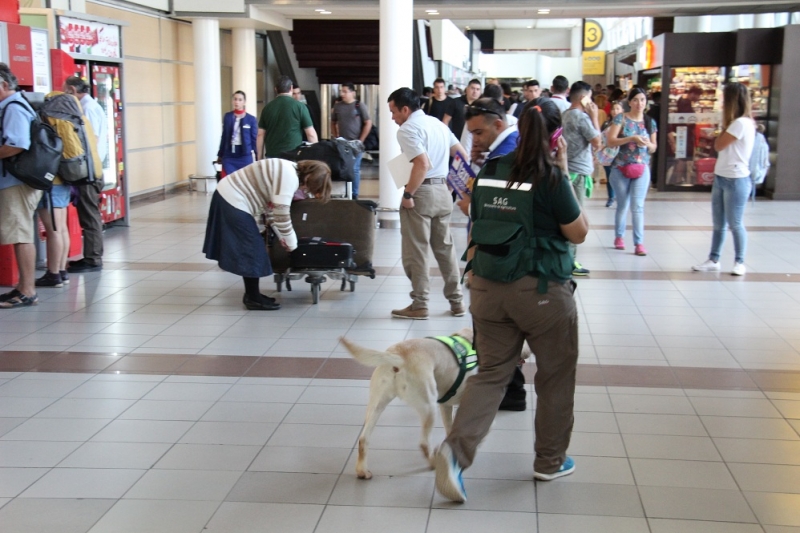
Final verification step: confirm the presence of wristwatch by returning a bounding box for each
[403,190,414,200]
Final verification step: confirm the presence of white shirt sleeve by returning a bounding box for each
[726,117,746,140]
[397,126,425,162]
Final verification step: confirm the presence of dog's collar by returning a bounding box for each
[430,335,478,404]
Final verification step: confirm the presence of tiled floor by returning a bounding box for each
[0,179,799,532]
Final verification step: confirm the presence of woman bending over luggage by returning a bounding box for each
[434,99,589,503]
[203,159,332,310]
[216,91,258,176]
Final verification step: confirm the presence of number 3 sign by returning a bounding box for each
[583,20,604,51]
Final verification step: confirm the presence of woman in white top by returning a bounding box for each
[203,159,332,310]
[692,83,755,276]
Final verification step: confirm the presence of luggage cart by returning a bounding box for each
[268,199,377,304]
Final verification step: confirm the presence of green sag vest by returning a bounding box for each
[468,153,573,293]
[430,335,478,404]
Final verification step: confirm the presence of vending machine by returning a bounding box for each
[58,15,127,226]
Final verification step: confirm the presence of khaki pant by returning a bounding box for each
[569,174,586,264]
[445,274,578,474]
[0,184,42,245]
[76,180,104,266]
[399,182,462,309]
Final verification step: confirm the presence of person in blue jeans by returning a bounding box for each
[601,101,624,207]
[692,83,755,276]
[605,88,657,256]
[331,83,373,199]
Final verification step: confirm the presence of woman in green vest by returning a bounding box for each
[434,100,589,503]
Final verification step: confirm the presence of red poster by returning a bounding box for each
[6,23,32,87]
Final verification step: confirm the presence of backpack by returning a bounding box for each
[40,92,102,183]
[749,131,770,185]
[595,128,619,166]
[279,139,356,182]
[0,95,62,191]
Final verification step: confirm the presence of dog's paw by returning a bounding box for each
[357,470,373,480]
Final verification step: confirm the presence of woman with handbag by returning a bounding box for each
[692,83,755,276]
[605,88,657,256]
[216,91,258,176]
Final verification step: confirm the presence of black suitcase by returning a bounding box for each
[290,237,355,269]
[279,139,355,182]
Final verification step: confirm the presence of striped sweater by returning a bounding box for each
[217,159,299,250]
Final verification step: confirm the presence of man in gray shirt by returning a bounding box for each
[331,82,372,199]
[562,81,601,276]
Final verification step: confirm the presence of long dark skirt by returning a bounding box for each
[202,191,273,278]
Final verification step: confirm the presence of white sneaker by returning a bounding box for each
[732,263,746,276]
[692,260,721,272]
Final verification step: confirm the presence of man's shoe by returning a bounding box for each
[35,271,63,288]
[614,237,625,250]
[450,302,466,317]
[605,198,615,208]
[59,270,70,284]
[498,396,527,411]
[243,293,281,311]
[67,260,102,273]
[534,456,576,481]
[692,259,721,272]
[732,262,746,276]
[572,262,590,276]
[434,442,467,503]
[391,305,429,320]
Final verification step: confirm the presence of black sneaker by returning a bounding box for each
[67,259,103,273]
[572,262,590,276]
[498,394,527,411]
[243,293,281,311]
[35,271,64,288]
[59,270,70,284]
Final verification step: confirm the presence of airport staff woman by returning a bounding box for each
[217,90,258,176]
[434,100,589,503]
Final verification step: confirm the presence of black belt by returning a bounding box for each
[421,178,446,185]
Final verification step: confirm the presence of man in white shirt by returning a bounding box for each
[63,76,106,272]
[388,87,466,320]
[550,75,570,114]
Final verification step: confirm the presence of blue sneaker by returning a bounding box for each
[533,456,576,481]
[434,442,467,503]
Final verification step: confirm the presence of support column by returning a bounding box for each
[193,18,222,181]
[378,0,413,227]
[754,14,775,28]
[695,16,713,33]
[232,28,257,115]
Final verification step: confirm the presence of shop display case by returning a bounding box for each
[664,66,726,187]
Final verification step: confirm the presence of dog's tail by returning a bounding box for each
[339,337,405,368]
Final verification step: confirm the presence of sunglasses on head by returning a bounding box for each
[465,104,503,119]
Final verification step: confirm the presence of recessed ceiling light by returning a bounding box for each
[526,25,532,28]
[538,9,550,14]
[425,9,438,13]
[465,26,471,30]
[320,10,332,14]
[315,8,325,11]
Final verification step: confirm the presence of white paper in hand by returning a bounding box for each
[388,154,413,188]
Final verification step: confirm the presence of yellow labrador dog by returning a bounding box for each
[341,328,530,480]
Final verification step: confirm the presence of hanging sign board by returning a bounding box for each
[58,16,120,59]
[582,51,606,75]
[583,19,604,51]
